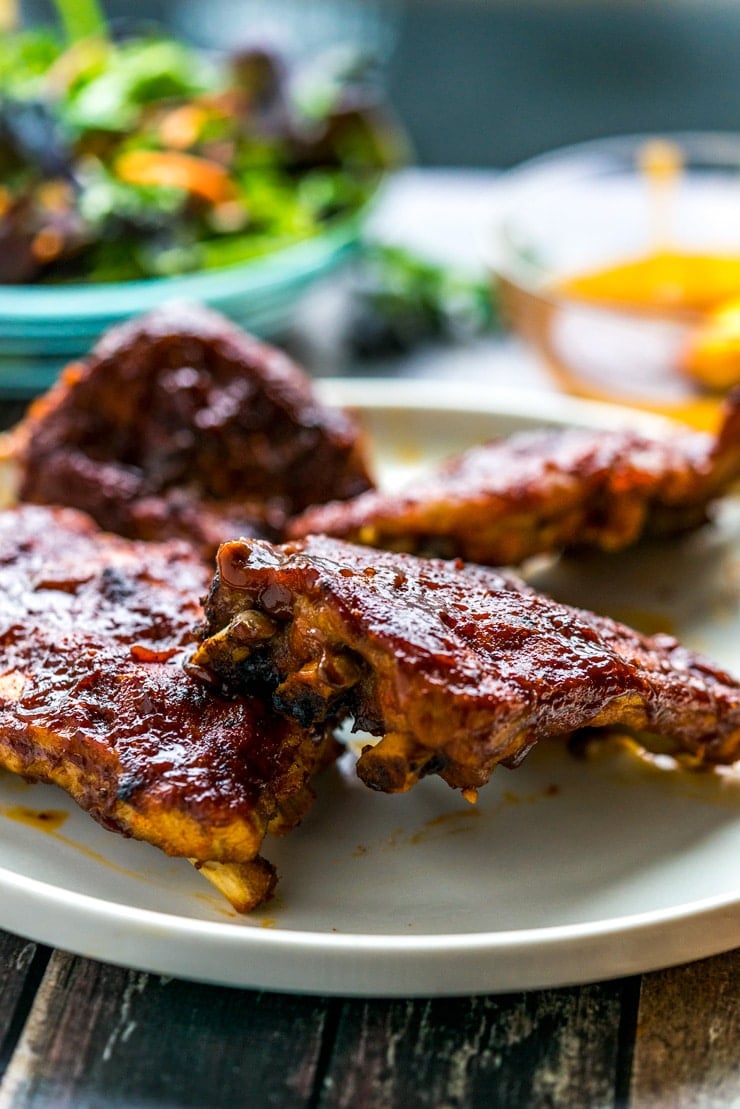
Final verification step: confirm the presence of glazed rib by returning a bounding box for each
[192,535,740,794]
[289,392,740,566]
[0,506,338,910]
[13,304,373,557]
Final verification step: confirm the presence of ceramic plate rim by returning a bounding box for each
[0,382,737,996]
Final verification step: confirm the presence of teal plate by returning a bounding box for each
[0,212,364,397]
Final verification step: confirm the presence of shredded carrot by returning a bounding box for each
[114,150,237,205]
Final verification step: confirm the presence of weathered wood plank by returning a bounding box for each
[0,931,50,1078]
[0,951,335,1108]
[630,948,740,1109]
[318,982,632,1109]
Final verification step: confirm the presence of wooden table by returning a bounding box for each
[0,172,738,1107]
[0,936,736,1107]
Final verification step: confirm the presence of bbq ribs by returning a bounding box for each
[0,506,338,909]
[12,304,373,557]
[289,392,740,566]
[192,535,740,794]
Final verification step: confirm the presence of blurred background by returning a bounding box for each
[10,0,740,423]
[19,0,740,167]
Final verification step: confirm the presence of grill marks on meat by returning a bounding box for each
[192,535,740,794]
[0,506,338,910]
[14,304,374,557]
[289,392,740,566]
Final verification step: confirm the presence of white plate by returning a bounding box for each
[0,382,738,996]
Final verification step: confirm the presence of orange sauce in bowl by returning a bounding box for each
[554,250,740,407]
[557,251,740,318]
[512,139,740,428]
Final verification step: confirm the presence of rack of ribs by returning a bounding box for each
[192,534,740,795]
[11,304,374,557]
[288,391,740,566]
[0,506,338,910]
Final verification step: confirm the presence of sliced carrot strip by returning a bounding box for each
[115,150,237,205]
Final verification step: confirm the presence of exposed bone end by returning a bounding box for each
[192,855,277,912]
[355,732,445,794]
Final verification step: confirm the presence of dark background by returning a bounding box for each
[19,0,740,167]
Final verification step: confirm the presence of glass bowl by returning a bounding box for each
[0,210,365,398]
[491,132,740,429]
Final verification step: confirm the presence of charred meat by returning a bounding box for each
[14,305,374,557]
[0,506,338,909]
[193,535,740,794]
[289,392,740,566]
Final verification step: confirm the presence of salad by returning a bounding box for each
[0,1,404,284]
